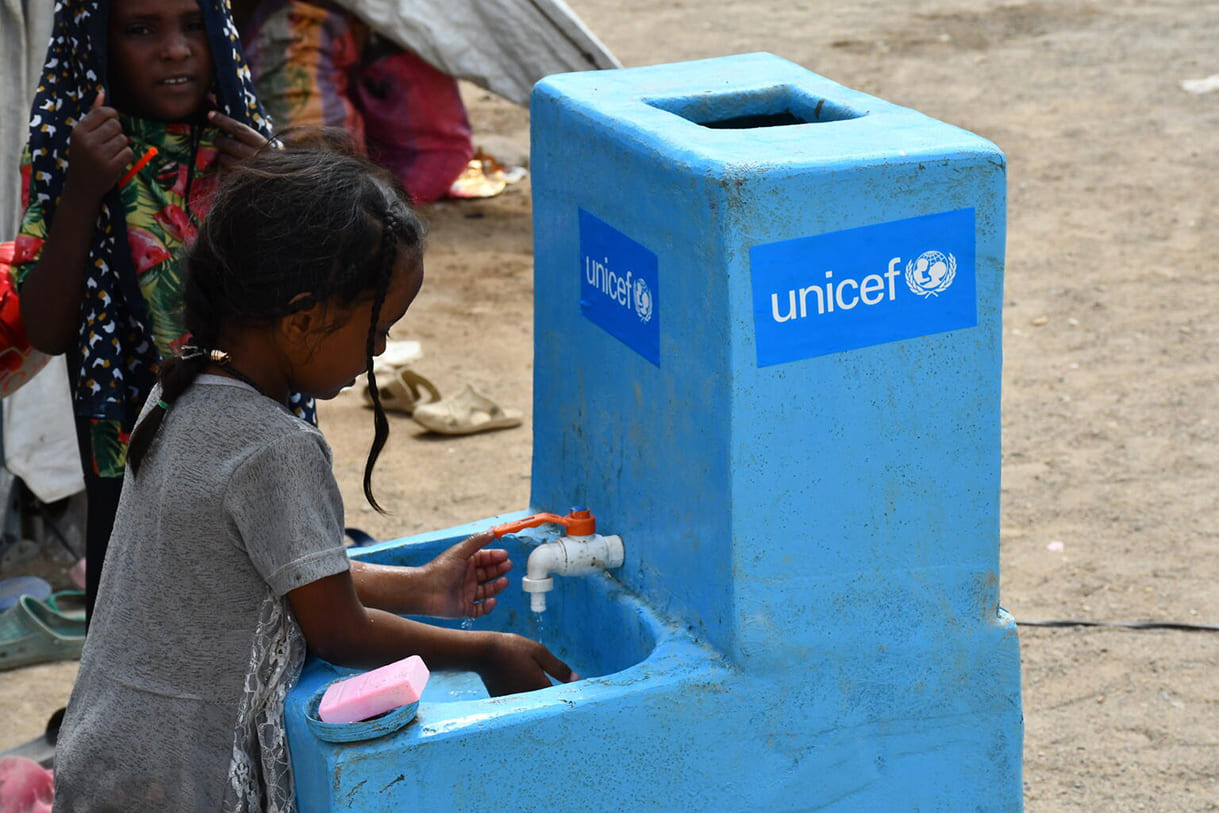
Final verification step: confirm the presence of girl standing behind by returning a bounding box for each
[52,145,575,811]
[13,0,289,622]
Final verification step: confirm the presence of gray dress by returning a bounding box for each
[53,376,351,812]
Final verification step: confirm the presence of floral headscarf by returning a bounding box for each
[24,0,272,423]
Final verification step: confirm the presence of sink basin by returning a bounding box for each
[284,516,730,812]
[300,529,659,720]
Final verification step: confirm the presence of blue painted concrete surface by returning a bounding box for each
[286,53,1022,811]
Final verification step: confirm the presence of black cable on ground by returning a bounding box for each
[1018,619,1219,632]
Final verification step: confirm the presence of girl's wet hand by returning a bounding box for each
[208,110,276,170]
[421,531,512,619]
[65,91,133,201]
[478,633,578,697]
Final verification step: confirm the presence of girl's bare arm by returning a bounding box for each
[288,569,576,697]
[349,532,512,618]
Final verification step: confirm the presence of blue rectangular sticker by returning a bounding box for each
[579,209,659,365]
[750,208,977,366]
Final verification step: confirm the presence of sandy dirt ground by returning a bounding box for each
[3,1,1217,810]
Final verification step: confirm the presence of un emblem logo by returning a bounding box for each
[633,278,653,323]
[905,250,957,297]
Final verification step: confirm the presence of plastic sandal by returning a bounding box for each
[447,158,508,199]
[371,339,422,376]
[0,595,86,671]
[45,590,86,621]
[363,366,441,416]
[0,577,51,613]
[476,149,528,185]
[447,149,528,199]
[411,384,523,436]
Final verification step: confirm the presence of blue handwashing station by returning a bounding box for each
[285,53,1024,811]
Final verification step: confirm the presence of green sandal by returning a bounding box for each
[45,590,87,621]
[0,595,86,671]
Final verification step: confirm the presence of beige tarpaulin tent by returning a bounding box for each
[1,0,53,238]
[333,0,620,106]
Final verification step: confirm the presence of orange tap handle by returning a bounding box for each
[491,508,596,538]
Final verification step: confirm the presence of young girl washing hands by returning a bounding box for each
[51,145,576,812]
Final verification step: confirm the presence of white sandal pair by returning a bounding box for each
[362,342,521,435]
[410,384,522,435]
[363,365,442,416]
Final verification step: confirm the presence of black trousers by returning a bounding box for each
[74,418,124,627]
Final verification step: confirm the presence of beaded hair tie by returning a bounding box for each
[179,345,230,364]
[180,345,269,397]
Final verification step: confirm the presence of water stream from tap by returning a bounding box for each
[529,611,546,644]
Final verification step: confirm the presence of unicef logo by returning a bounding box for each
[905,250,957,298]
[632,277,654,323]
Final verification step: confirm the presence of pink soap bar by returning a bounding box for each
[318,655,430,723]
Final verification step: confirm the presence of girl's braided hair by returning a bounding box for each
[127,138,424,512]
